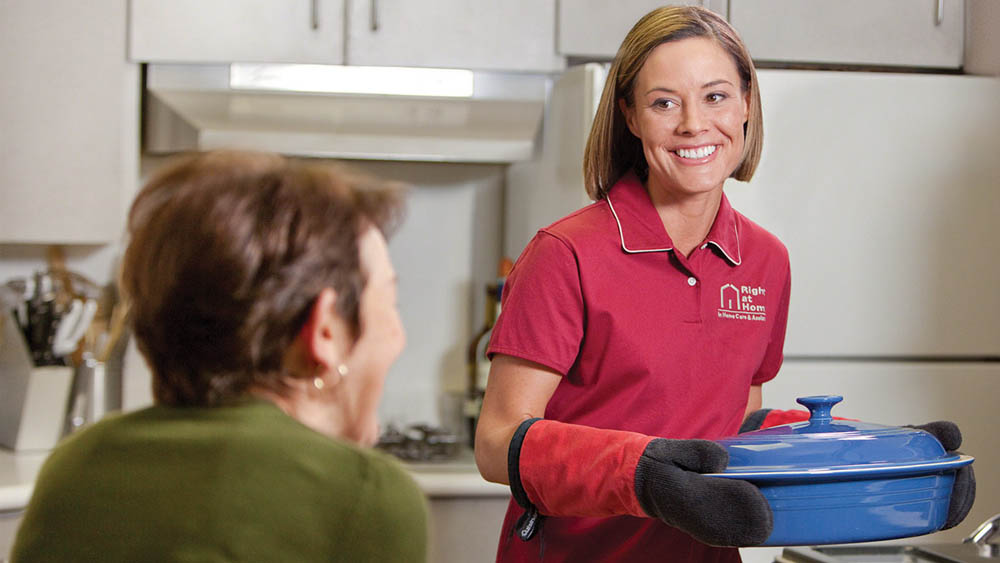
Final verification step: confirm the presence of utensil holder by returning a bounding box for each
[1,310,74,451]
[64,357,121,435]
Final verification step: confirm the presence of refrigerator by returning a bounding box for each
[505,65,1000,556]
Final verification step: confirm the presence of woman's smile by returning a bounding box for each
[673,143,719,162]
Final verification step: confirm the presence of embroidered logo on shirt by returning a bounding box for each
[718,283,767,322]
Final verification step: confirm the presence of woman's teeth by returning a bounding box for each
[676,145,717,159]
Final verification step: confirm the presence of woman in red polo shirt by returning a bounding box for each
[474,6,781,562]
[474,5,975,563]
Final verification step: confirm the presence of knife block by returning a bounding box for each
[0,309,74,451]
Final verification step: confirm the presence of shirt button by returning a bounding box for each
[687,276,697,286]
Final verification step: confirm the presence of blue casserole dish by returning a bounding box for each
[710,395,974,546]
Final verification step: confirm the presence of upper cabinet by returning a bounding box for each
[1,0,139,244]
[558,1,727,59]
[129,0,346,64]
[558,0,965,70]
[129,0,564,72]
[729,0,964,69]
[346,0,563,72]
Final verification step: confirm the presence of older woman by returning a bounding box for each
[12,151,427,562]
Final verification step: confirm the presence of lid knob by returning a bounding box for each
[796,395,843,424]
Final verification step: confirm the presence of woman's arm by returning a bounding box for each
[475,355,773,546]
[744,384,762,421]
[474,354,562,484]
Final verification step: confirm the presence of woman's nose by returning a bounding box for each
[677,104,707,135]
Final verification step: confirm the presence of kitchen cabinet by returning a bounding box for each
[128,0,346,64]
[346,0,563,72]
[427,496,510,563]
[557,0,728,59]
[0,0,139,243]
[129,0,563,72]
[729,0,964,69]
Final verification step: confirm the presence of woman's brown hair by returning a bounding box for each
[121,151,404,407]
[583,5,764,200]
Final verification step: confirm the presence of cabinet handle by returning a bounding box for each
[370,0,379,32]
[311,0,319,30]
[935,0,944,26]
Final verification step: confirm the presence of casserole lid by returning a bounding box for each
[710,396,974,481]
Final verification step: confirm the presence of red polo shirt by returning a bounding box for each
[487,172,791,563]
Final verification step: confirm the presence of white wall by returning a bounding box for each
[352,160,505,432]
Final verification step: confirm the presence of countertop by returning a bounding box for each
[0,449,46,513]
[402,448,511,498]
[0,446,507,512]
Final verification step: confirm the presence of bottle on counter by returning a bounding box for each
[465,257,513,448]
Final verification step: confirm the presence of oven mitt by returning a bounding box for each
[907,421,976,530]
[508,418,773,547]
[739,408,853,433]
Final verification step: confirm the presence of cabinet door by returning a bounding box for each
[129,0,345,64]
[729,0,964,68]
[0,0,138,243]
[558,0,727,59]
[346,0,564,72]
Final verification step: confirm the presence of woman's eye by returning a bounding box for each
[707,92,728,103]
[652,99,676,109]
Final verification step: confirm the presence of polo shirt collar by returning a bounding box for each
[605,171,742,266]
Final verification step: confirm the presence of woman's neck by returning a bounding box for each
[645,179,723,258]
[250,386,353,442]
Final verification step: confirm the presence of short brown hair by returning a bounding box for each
[121,150,405,407]
[583,5,763,200]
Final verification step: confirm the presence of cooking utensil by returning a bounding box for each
[51,298,98,357]
[710,395,974,546]
[5,269,102,366]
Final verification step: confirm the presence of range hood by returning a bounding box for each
[144,64,548,163]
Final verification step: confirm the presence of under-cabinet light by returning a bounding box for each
[229,63,474,98]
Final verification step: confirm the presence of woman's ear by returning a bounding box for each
[298,288,347,372]
[619,97,639,137]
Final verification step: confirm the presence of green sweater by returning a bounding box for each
[11,399,428,562]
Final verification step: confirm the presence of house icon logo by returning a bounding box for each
[720,283,741,310]
[718,283,767,322]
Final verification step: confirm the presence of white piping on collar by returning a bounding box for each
[608,192,743,264]
[607,194,672,254]
[705,222,742,266]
